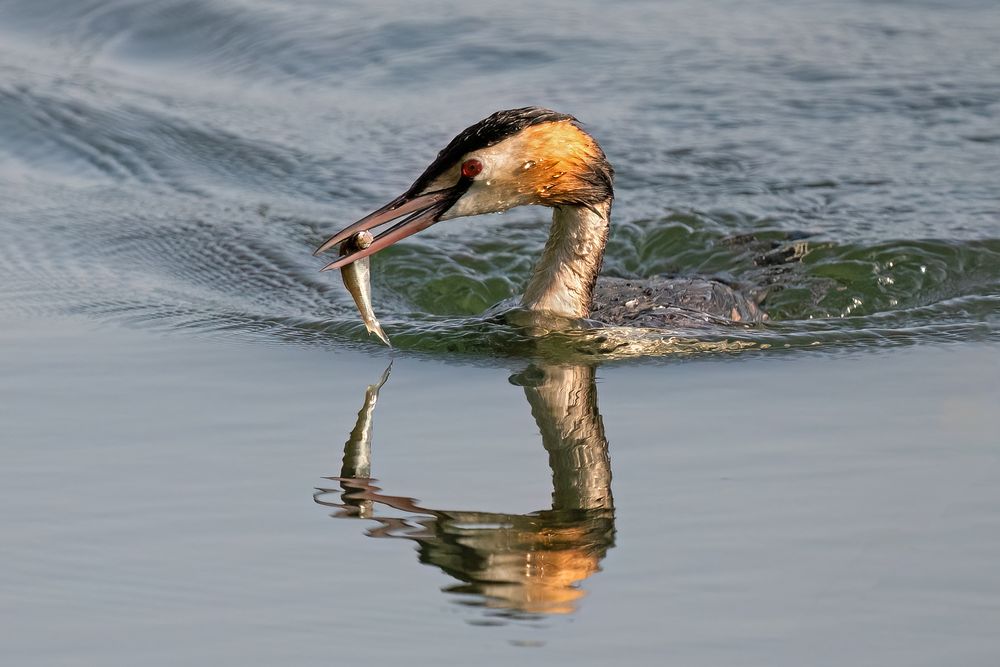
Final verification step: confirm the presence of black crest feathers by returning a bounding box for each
[406,107,576,196]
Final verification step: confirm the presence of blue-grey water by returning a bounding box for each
[2,1,999,664]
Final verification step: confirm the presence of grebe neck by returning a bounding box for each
[520,200,611,319]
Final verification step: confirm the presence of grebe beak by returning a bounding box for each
[313,185,464,272]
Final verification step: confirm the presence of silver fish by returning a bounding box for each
[339,231,391,347]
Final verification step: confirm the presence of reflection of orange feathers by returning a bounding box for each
[475,547,603,615]
[454,520,608,615]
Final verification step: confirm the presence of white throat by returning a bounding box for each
[520,201,611,319]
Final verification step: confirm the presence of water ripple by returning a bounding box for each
[1,0,998,358]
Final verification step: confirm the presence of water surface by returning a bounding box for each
[1,0,998,353]
[3,320,999,665]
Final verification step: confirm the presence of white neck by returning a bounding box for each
[520,201,611,319]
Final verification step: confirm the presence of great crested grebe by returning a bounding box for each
[315,107,764,328]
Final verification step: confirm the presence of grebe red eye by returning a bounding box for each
[461,158,483,179]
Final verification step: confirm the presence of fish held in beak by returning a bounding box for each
[314,187,461,272]
[338,231,391,347]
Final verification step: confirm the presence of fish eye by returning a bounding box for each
[461,158,483,179]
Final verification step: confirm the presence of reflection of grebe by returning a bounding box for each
[314,363,615,617]
[315,107,764,329]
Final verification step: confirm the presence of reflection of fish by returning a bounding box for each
[339,231,391,346]
[337,363,391,520]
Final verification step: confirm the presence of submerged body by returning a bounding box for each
[339,231,391,346]
[316,107,765,331]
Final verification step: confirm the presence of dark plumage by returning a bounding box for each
[590,276,765,328]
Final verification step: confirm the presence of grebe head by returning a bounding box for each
[315,107,614,271]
